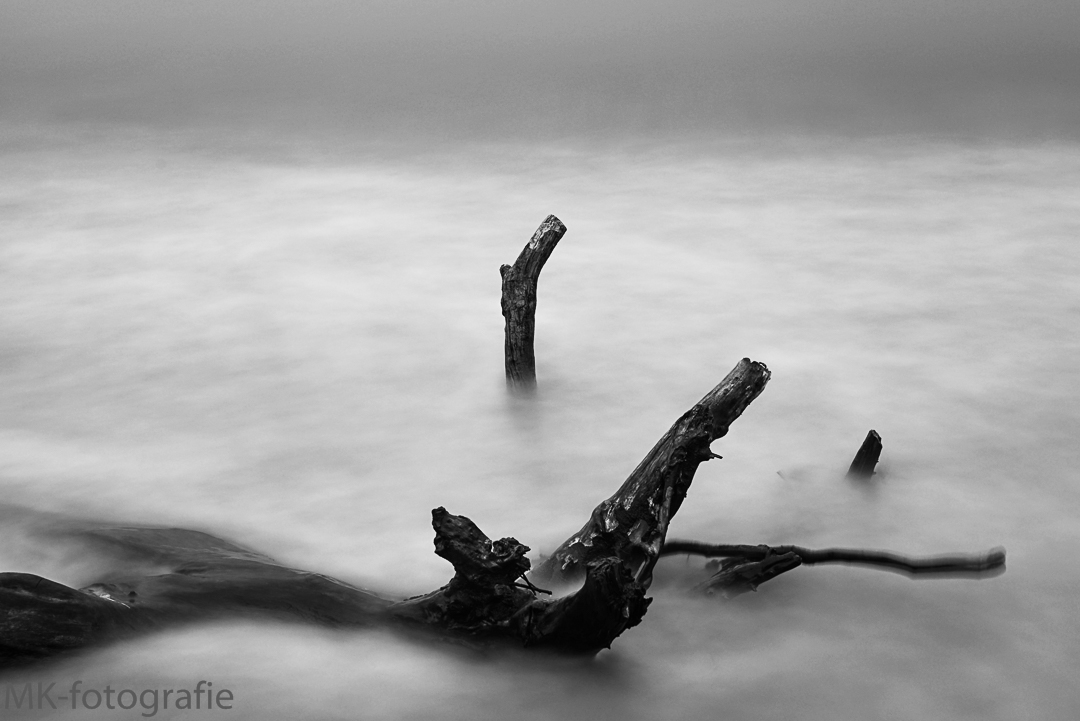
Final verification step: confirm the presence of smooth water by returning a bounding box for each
[1,126,1078,719]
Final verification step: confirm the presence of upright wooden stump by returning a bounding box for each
[500,215,567,392]
[847,429,883,478]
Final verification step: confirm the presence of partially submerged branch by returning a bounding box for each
[692,552,803,597]
[0,353,1008,667]
[388,508,540,638]
[661,540,1006,596]
[0,526,392,668]
[0,573,138,667]
[500,215,567,392]
[532,358,771,586]
[0,358,770,665]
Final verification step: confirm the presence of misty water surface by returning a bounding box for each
[1,126,1078,720]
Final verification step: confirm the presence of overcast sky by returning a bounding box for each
[2,0,1078,141]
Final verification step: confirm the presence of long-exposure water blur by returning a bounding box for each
[2,2,1079,719]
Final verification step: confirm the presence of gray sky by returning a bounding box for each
[2,0,1078,140]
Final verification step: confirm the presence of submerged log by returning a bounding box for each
[500,215,567,392]
[0,526,393,668]
[847,429,883,478]
[0,358,1007,668]
[0,358,769,666]
[694,552,803,598]
[0,573,139,668]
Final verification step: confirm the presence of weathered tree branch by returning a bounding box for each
[847,429,882,478]
[0,356,1008,667]
[0,526,393,668]
[531,358,771,586]
[0,359,770,666]
[500,215,567,392]
[387,507,651,652]
[660,540,1006,597]
[391,358,773,648]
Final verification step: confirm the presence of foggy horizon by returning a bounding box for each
[3,0,1079,142]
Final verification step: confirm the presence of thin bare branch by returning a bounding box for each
[661,540,1006,578]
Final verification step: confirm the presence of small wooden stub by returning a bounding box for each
[847,429,882,478]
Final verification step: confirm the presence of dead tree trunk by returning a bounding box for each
[500,215,567,392]
[847,429,882,478]
[0,359,1006,669]
[0,358,769,666]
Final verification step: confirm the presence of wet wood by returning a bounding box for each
[847,429,882,478]
[660,540,1006,597]
[693,552,803,598]
[0,526,392,668]
[500,215,567,392]
[390,508,651,653]
[0,358,770,666]
[0,358,1008,668]
[532,358,771,586]
[0,573,139,667]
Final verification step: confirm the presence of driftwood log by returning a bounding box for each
[500,215,567,391]
[0,358,765,666]
[0,359,1006,669]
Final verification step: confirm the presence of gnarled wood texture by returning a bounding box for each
[531,358,771,586]
[0,358,769,665]
[500,215,567,391]
[0,358,1007,667]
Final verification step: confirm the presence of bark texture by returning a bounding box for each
[500,215,567,391]
[389,508,650,652]
[0,358,770,666]
[531,358,771,586]
[0,358,1007,668]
